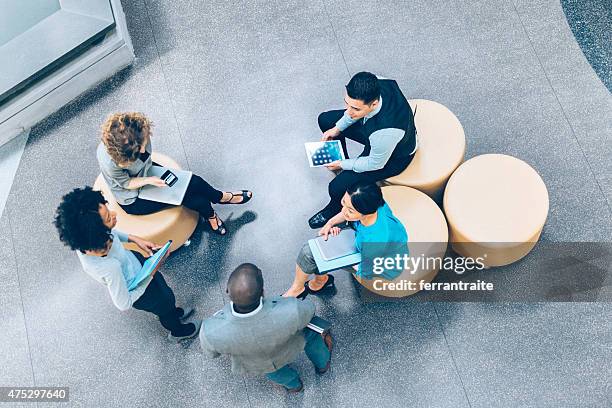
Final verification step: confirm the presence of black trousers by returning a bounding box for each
[318,110,414,216]
[120,164,224,218]
[131,251,193,337]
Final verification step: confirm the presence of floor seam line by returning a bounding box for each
[241,375,252,406]
[322,0,351,78]
[433,303,473,408]
[509,0,612,218]
[5,208,38,389]
[141,0,194,174]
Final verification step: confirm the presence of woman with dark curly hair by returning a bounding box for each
[54,186,200,342]
[97,112,252,235]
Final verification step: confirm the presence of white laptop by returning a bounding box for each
[138,166,193,205]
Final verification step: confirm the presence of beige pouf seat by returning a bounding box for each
[93,152,199,254]
[443,154,549,267]
[355,185,449,297]
[385,99,466,199]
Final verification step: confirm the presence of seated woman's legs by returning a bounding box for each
[284,243,330,297]
[181,174,252,234]
[120,174,220,217]
[122,173,252,235]
[121,197,171,215]
[182,174,223,217]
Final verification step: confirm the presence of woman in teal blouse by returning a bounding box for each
[283,181,408,298]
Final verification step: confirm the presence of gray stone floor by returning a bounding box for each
[1,0,611,407]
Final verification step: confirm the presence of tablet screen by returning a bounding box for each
[304,141,345,167]
[128,240,172,291]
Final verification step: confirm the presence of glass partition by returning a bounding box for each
[0,0,116,105]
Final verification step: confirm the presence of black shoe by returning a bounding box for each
[168,320,202,342]
[281,288,309,300]
[178,307,195,322]
[220,190,253,205]
[308,210,330,229]
[305,274,335,295]
[208,213,227,235]
[296,287,309,300]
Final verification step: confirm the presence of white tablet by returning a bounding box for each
[304,141,345,167]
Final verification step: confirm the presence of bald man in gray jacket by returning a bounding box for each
[200,263,332,392]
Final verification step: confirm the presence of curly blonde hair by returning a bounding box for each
[101,112,152,164]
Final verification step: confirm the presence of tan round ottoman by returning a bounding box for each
[93,152,199,255]
[443,154,549,267]
[354,185,449,297]
[385,99,466,199]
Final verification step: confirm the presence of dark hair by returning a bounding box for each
[345,72,380,104]
[54,187,111,252]
[227,263,264,307]
[346,181,384,215]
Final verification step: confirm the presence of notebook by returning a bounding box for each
[128,240,172,291]
[314,228,357,261]
[304,141,345,167]
[139,166,193,205]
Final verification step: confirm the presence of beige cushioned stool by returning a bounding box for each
[355,185,449,297]
[443,154,549,267]
[93,152,199,255]
[385,99,466,199]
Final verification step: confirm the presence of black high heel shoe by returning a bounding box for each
[220,190,253,204]
[305,274,335,295]
[207,213,227,235]
[296,288,309,300]
[281,287,309,300]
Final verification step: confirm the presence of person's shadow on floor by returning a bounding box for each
[183,209,257,278]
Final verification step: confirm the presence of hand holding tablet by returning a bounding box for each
[304,141,345,167]
[128,240,172,291]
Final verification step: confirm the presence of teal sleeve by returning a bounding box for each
[356,261,370,280]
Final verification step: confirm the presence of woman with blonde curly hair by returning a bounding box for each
[97,112,252,235]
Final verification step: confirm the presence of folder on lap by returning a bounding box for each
[308,236,361,274]
[314,228,357,261]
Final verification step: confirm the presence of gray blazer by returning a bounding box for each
[200,296,315,375]
[96,141,152,205]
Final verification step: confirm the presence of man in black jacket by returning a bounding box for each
[309,72,417,229]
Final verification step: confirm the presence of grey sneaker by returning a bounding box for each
[168,320,202,342]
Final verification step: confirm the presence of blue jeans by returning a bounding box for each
[265,329,330,389]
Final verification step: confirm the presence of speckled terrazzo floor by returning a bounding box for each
[0,0,610,407]
[561,0,612,92]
